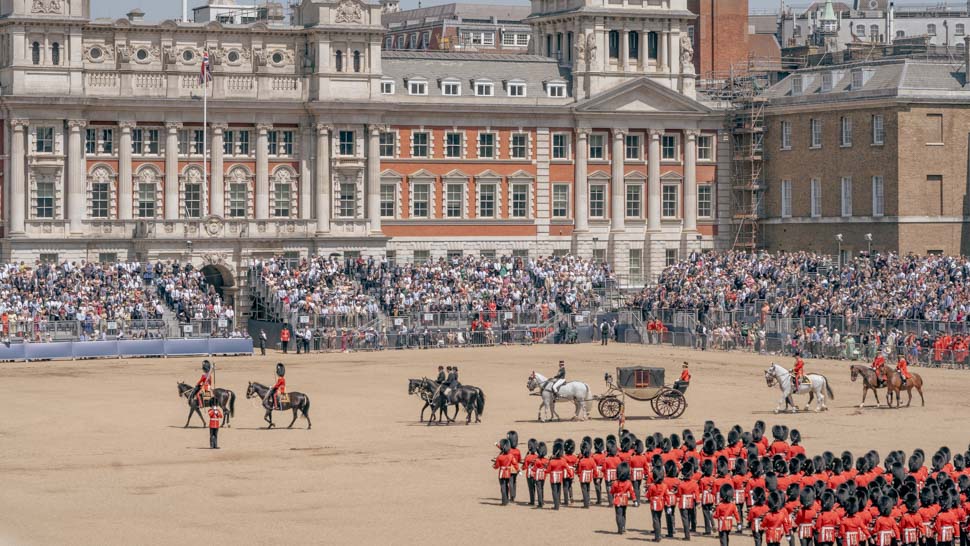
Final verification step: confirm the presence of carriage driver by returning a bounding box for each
[551,360,566,397]
[266,362,286,410]
[792,352,805,389]
[189,360,213,406]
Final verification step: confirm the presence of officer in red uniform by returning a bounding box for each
[678,461,700,540]
[896,357,912,386]
[715,484,741,546]
[815,490,842,546]
[576,438,597,508]
[189,360,213,406]
[648,468,669,542]
[207,404,223,449]
[871,352,887,384]
[493,438,518,505]
[267,362,286,410]
[506,431,521,502]
[748,487,770,546]
[533,442,549,509]
[611,462,636,534]
[762,491,793,546]
[769,425,790,459]
[562,438,578,506]
[676,362,692,392]
[792,353,806,390]
[523,439,538,506]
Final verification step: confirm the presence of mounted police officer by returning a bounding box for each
[266,362,286,410]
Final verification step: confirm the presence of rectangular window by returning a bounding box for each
[840,116,852,147]
[698,184,712,217]
[552,133,569,159]
[36,127,53,153]
[661,135,677,160]
[626,184,642,218]
[552,184,569,218]
[338,130,355,156]
[408,81,428,95]
[510,133,528,159]
[413,249,430,262]
[841,176,852,217]
[852,70,864,89]
[222,130,234,156]
[477,133,495,159]
[511,184,529,218]
[98,252,118,264]
[811,178,821,218]
[91,182,110,218]
[235,130,248,155]
[810,119,822,148]
[662,185,679,218]
[228,183,247,218]
[85,128,96,154]
[791,75,803,95]
[411,132,429,158]
[442,81,461,96]
[589,185,606,218]
[629,249,642,279]
[502,32,516,46]
[872,176,884,217]
[38,253,58,264]
[100,128,114,154]
[928,113,943,144]
[272,183,290,218]
[697,135,713,160]
[478,184,496,218]
[625,135,641,160]
[411,183,430,218]
[445,132,462,158]
[380,184,396,218]
[665,249,677,267]
[379,132,395,158]
[781,179,792,218]
[547,83,565,97]
[267,131,278,156]
[475,82,494,96]
[338,182,356,218]
[446,184,463,218]
[191,129,203,155]
[781,121,792,149]
[185,183,202,218]
[280,131,293,156]
[138,183,156,218]
[588,134,605,160]
[872,115,885,145]
[380,80,394,94]
[508,82,526,97]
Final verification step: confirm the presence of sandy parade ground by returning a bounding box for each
[0,343,964,546]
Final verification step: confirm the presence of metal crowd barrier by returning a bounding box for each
[0,338,253,362]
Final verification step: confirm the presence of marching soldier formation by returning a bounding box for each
[492,421,970,544]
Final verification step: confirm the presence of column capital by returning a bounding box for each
[210,122,229,132]
[67,119,87,131]
[165,121,183,132]
[118,120,137,131]
[369,125,383,137]
[576,128,589,139]
[256,122,274,133]
[684,128,701,140]
[648,128,664,139]
[10,118,29,130]
[316,122,333,135]
[613,129,627,140]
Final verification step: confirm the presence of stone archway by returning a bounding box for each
[201,264,234,300]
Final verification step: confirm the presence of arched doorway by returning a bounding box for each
[201,264,232,299]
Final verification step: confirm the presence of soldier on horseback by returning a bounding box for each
[792,352,806,390]
[871,350,887,385]
[436,365,446,383]
[189,360,213,407]
[266,362,287,410]
[896,356,912,386]
[550,360,566,397]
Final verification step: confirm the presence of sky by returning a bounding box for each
[90,0,940,21]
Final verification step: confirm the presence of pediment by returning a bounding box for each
[508,169,535,179]
[475,169,502,179]
[661,171,684,181]
[575,77,712,114]
[408,168,436,179]
[624,171,647,180]
[381,169,404,179]
[588,170,611,180]
[442,169,469,179]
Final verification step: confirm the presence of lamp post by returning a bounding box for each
[865,233,873,257]
[835,233,843,268]
[592,237,599,262]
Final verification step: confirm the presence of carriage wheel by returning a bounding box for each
[651,389,686,419]
[598,396,623,419]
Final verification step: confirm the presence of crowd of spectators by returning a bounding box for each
[153,261,232,327]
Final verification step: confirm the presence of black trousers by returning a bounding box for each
[259,340,266,355]
[535,480,545,507]
[652,509,664,541]
[665,506,676,537]
[616,505,628,534]
[680,508,693,540]
[606,480,614,504]
[499,478,511,505]
[580,482,591,508]
[509,473,517,502]
[209,428,218,448]
[688,506,698,532]
[753,531,764,546]
[702,504,715,535]
[527,477,536,505]
[594,478,603,504]
[720,531,732,546]
[563,478,572,505]
[799,536,814,546]
[551,482,562,510]
[282,340,288,353]
[633,480,643,504]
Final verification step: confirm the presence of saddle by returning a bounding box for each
[279,393,290,406]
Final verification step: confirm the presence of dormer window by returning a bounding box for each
[475,80,494,97]
[547,82,566,98]
[408,79,428,96]
[851,70,864,90]
[507,81,526,97]
[381,80,395,94]
[442,79,461,96]
[791,75,803,95]
[820,72,833,92]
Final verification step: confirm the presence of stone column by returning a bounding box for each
[315,123,331,233]
[67,119,86,233]
[210,123,227,218]
[670,30,681,74]
[611,129,626,231]
[299,124,312,220]
[620,28,629,70]
[367,125,381,233]
[574,129,589,232]
[647,129,662,231]
[9,119,28,235]
[684,129,699,232]
[658,30,667,70]
[164,122,181,220]
[255,123,272,220]
[118,121,134,220]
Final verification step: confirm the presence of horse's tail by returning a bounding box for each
[229,390,236,417]
[302,395,311,418]
[823,375,835,400]
[476,389,485,416]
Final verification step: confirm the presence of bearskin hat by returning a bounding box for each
[617,462,631,482]
[728,429,740,446]
[821,489,836,512]
[552,440,564,459]
[665,460,678,478]
[607,441,618,457]
[507,431,518,449]
[932,452,946,472]
[788,458,802,475]
[276,362,285,377]
[580,439,592,458]
[764,472,778,492]
[840,451,854,470]
[537,442,548,459]
[790,429,801,445]
[594,437,605,453]
[527,438,538,454]
[564,439,576,455]
[499,438,510,453]
[773,455,788,475]
[653,468,665,483]
[716,456,730,477]
[684,435,697,451]
[800,487,816,508]
[661,437,672,453]
[734,458,748,476]
[681,460,695,479]
[767,490,784,512]
[786,483,800,502]
[670,434,682,450]
[701,459,714,478]
[720,484,735,504]
[645,436,656,451]
[844,496,860,516]
[704,420,715,434]
[954,454,966,471]
[751,427,763,443]
[202,360,211,373]
[620,435,632,453]
[714,434,726,452]
[904,492,919,513]
[749,459,763,478]
[752,486,767,506]
[703,438,716,456]
[771,424,788,442]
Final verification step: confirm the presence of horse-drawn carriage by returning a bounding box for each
[595,366,688,419]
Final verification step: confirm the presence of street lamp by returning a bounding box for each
[835,233,843,268]
[865,233,873,257]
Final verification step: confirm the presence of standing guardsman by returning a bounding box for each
[207,403,223,449]
[493,438,518,506]
[577,438,597,509]
[611,462,636,535]
[267,362,286,410]
[506,431,521,502]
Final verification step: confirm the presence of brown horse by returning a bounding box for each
[849,364,887,408]
[883,369,925,408]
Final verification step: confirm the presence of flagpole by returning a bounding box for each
[203,51,208,218]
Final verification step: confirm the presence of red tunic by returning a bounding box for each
[678,478,699,509]
[577,456,597,484]
[769,440,791,458]
[563,454,578,479]
[899,511,924,544]
[840,514,869,546]
[523,453,538,479]
[715,502,741,532]
[748,504,770,532]
[273,376,286,394]
[629,454,648,482]
[896,359,912,380]
[872,354,885,371]
[663,476,681,507]
[680,369,691,382]
[611,480,636,507]
[872,516,900,546]
[197,372,212,390]
[493,453,518,479]
[816,510,843,543]
[603,455,621,482]
[533,457,549,480]
[762,510,792,542]
[207,407,223,429]
[647,483,669,511]
[546,458,570,484]
[935,510,960,541]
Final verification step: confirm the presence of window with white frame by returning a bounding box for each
[411,183,431,218]
[137,171,159,218]
[697,135,713,160]
[629,249,643,279]
[589,134,605,160]
[552,184,569,218]
[698,184,713,217]
[381,80,395,94]
[408,80,428,95]
[810,119,822,148]
[477,132,496,158]
[379,132,396,158]
[810,178,821,218]
[228,180,248,218]
[552,133,569,159]
[626,184,642,218]
[34,176,55,218]
[851,70,864,89]
[820,71,833,92]
[478,183,496,218]
[220,130,233,156]
[185,181,203,218]
[840,116,852,147]
[266,130,293,157]
[446,183,464,218]
[85,128,96,154]
[462,31,494,46]
[791,75,803,95]
[547,83,566,97]
[855,24,865,35]
[510,133,528,159]
[35,127,54,153]
[662,185,679,218]
[927,24,936,36]
[957,23,966,36]
[502,32,516,46]
[872,176,884,217]
[179,129,203,156]
[91,178,111,219]
[442,80,461,96]
[781,179,792,218]
[445,132,462,158]
[338,181,356,218]
[508,81,526,97]
[511,183,529,218]
[841,176,852,217]
[338,130,355,156]
[661,135,678,160]
[589,185,606,217]
[380,183,396,218]
[781,121,792,149]
[625,134,641,160]
[396,36,405,49]
[665,249,678,267]
[475,81,494,96]
[411,131,429,158]
[422,32,430,48]
[872,114,885,145]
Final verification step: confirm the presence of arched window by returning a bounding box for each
[31,42,40,65]
[51,42,60,65]
[353,50,361,73]
[608,30,619,59]
[335,50,343,72]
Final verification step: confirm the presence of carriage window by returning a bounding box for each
[634,369,652,388]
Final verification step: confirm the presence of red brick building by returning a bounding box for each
[688,0,752,75]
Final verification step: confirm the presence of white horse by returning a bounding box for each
[526,371,591,422]
[764,362,834,413]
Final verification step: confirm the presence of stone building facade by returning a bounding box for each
[0,0,730,314]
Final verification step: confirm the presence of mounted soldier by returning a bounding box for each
[189,360,214,407]
[550,360,566,397]
[266,362,287,410]
[792,352,806,390]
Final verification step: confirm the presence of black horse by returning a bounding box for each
[176,381,236,428]
[431,383,485,426]
[246,381,312,429]
[408,378,457,423]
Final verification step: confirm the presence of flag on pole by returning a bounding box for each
[617,405,625,436]
[199,50,212,84]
